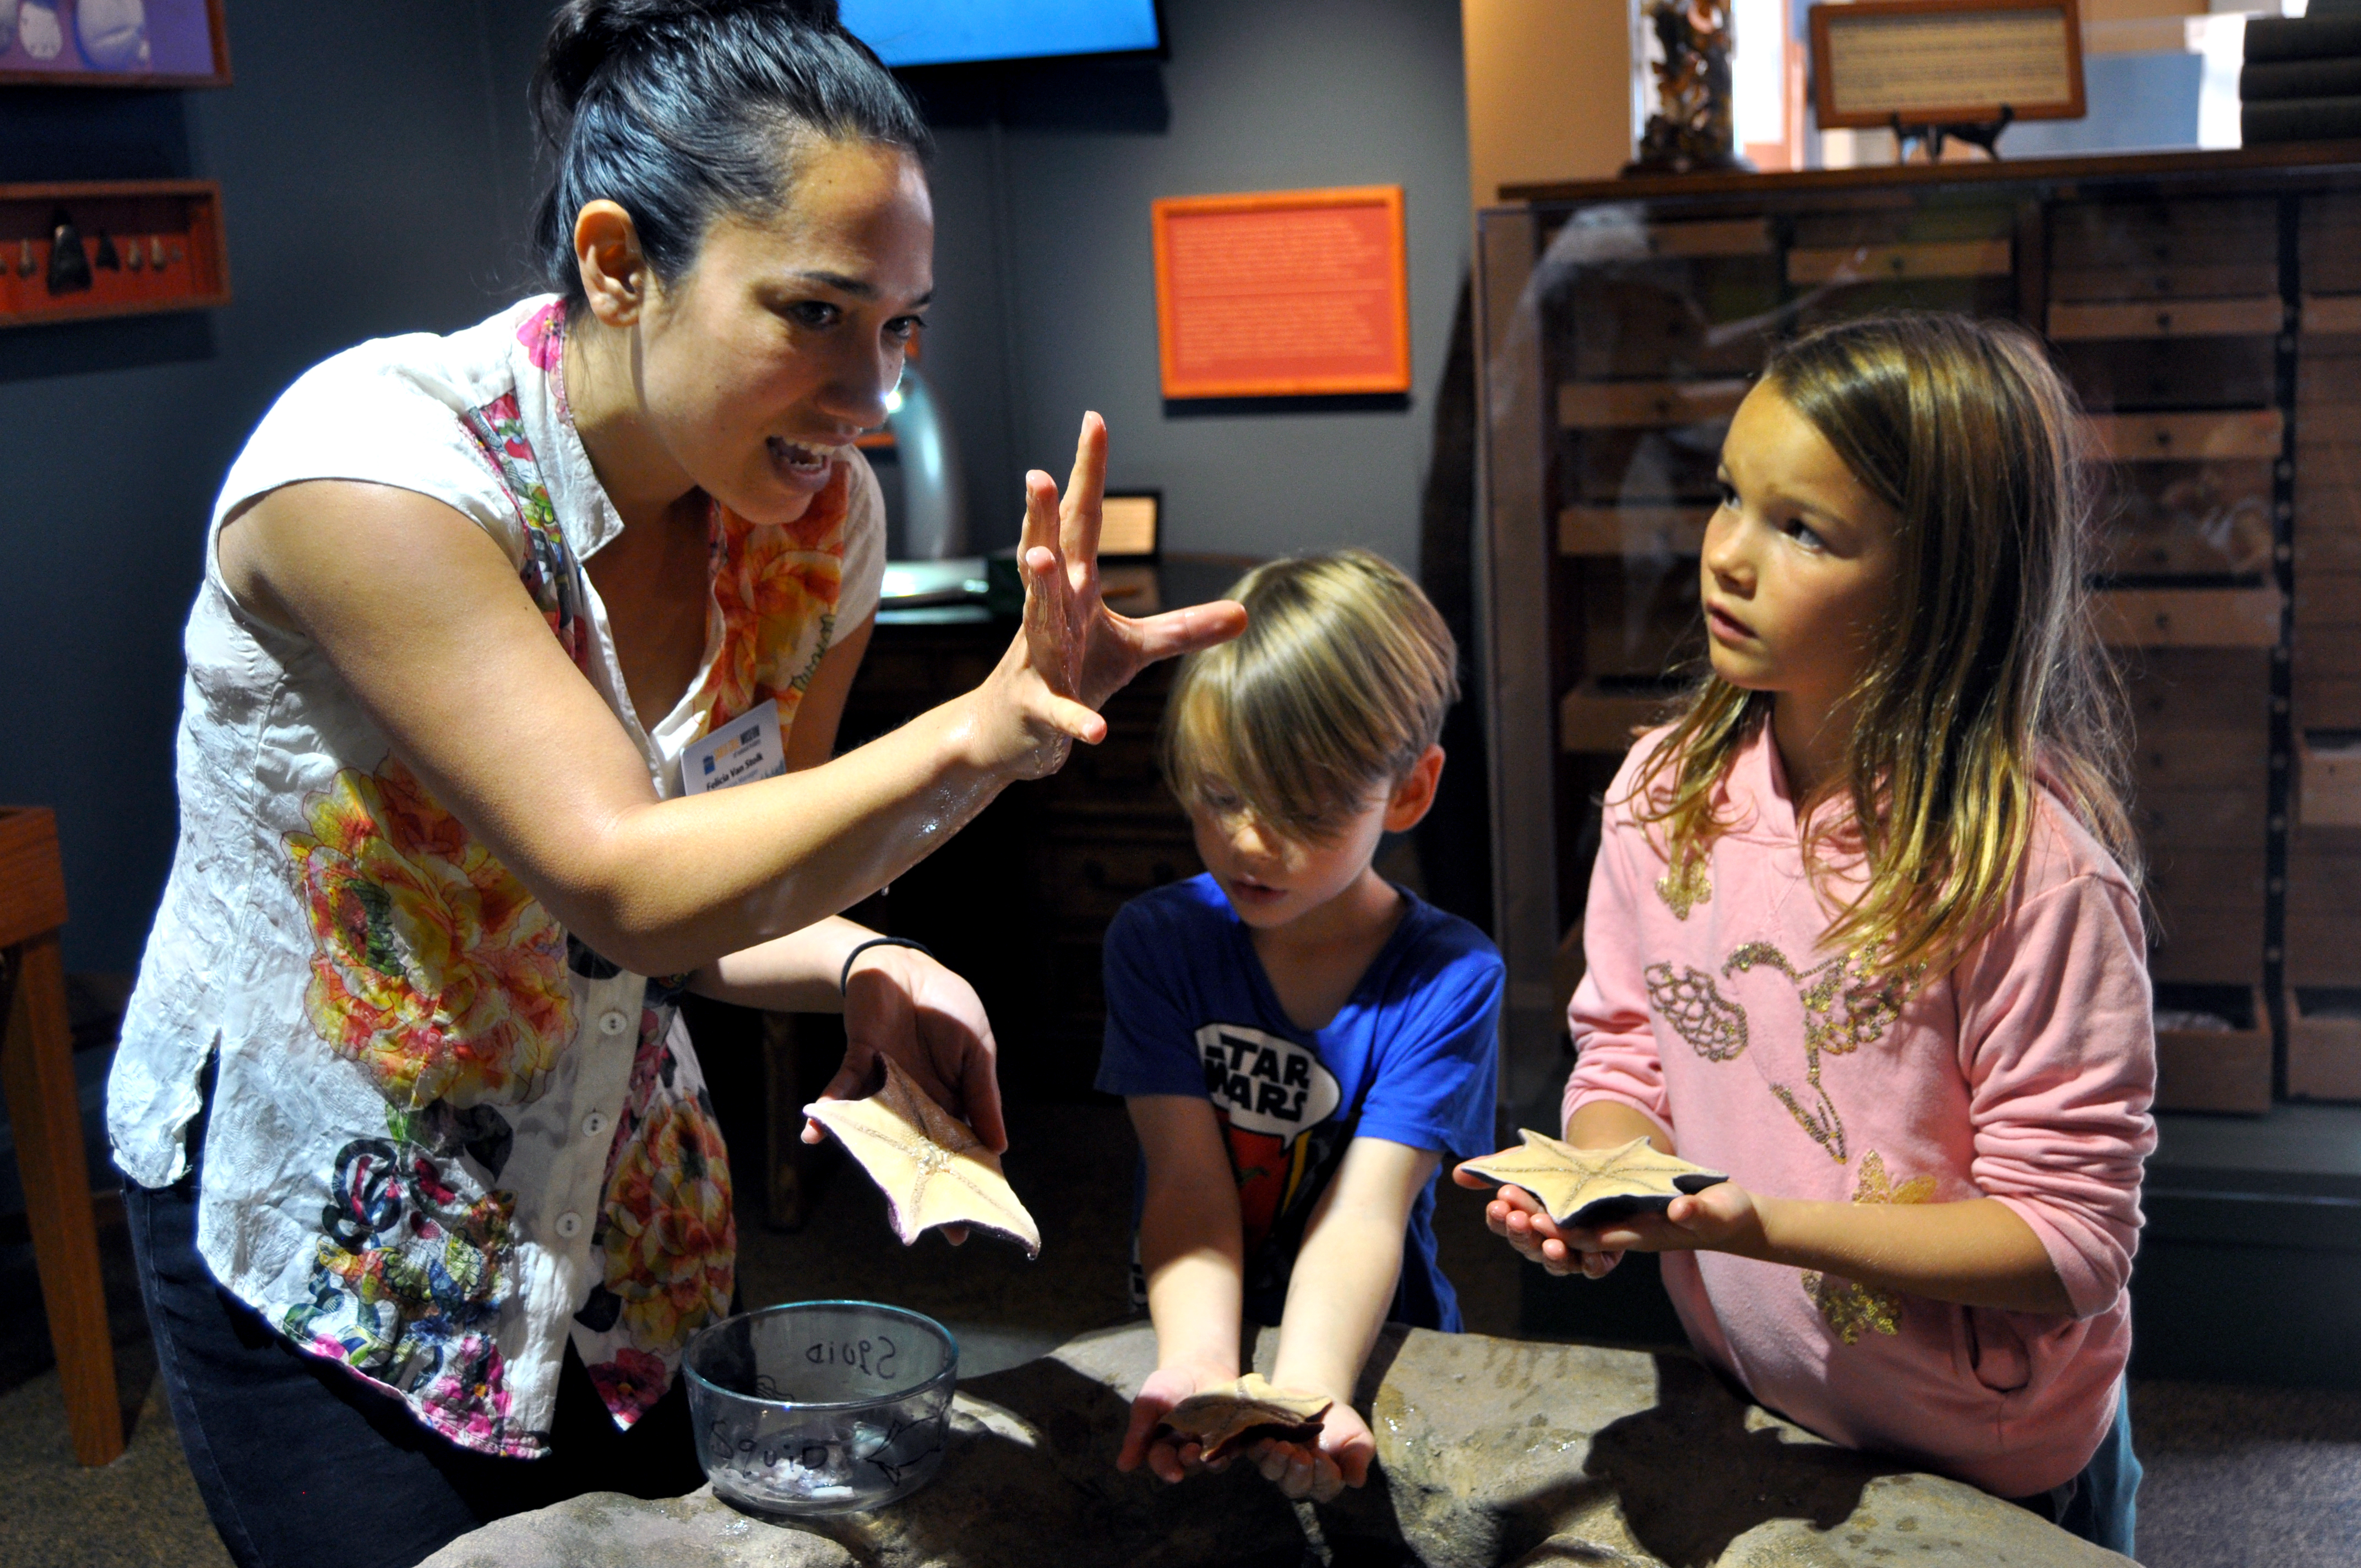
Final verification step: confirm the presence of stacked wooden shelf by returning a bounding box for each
[1481,150,2361,1115]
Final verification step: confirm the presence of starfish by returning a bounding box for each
[1158,1374,1332,1461]
[803,1055,1041,1256]
[1457,1131,1728,1228]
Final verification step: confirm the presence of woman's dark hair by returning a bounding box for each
[532,0,933,305]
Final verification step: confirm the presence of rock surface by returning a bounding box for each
[421,1323,2130,1568]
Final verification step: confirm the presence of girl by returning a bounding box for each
[1460,314,2155,1558]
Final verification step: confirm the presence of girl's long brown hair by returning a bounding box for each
[1628,313,2139,976]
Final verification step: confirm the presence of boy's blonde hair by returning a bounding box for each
[1163,549,1458,840]
[1633,312,2138,977]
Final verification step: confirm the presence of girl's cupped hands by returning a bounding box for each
[1462,1173,1769,1279]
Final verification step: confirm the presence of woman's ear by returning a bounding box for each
[574,200,650,327]
[1381,745,1446,834]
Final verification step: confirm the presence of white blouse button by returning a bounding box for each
[598,1010,630,1038]
[581,1111,611,1140]
[554,1211,585,1240]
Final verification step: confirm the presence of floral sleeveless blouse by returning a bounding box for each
[107,298,885,1457]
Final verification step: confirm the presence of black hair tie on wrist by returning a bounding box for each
[839,935,934,995]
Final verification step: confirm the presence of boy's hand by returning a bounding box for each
[1249,1401,1374,1503]
[1117,1364,1236,1484]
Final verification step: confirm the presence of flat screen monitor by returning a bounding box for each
[842,0,1161,68]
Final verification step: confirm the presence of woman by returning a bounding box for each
[104,4,1242,1564]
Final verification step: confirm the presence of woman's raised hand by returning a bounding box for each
[978,413,1245,779]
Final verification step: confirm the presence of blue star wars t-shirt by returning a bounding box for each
[1096,874,1504,1331]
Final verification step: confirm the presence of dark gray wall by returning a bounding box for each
[0,0,546,974]
[0,0,1470,974]
[918,0,1471,563]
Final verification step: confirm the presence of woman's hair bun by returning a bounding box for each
[530,0,926,308]
[538,0,844,119]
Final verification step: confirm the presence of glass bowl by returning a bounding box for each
[682,1300,959,1516]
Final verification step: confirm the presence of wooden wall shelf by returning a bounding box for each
[0,179,229,331]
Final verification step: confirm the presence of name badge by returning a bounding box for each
[681,697,786,796]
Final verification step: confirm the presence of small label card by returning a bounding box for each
[681,697,786,796]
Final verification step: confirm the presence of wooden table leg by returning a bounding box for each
[2,933,124,1466]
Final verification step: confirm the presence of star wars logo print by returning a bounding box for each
[1194,1025,1343,1136]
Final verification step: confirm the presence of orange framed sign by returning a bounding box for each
[1151,185,1411,400]
[1809,0,2085,132]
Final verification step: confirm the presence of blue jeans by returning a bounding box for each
[2010,1378,2141,1559]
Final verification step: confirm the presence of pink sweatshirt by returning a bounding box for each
[1564,723,2156,1498]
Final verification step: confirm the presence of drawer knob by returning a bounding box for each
[2156,311,2172,333]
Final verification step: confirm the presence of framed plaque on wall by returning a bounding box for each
[1808,0,2084,131]
[1151,185,1411,400]
[0,0,231,88]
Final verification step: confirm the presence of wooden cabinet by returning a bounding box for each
[1478,148,2361,1113]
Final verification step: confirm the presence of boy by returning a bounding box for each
[1098,551,1503,1505]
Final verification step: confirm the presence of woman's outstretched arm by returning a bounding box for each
[222,412,1244,976]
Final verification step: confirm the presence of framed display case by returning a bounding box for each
[0,0,231,88]
[1476,145,2361,1117]
[0,179,229,329]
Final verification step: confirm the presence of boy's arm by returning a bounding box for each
[1116,1095,1247,1482]
[1261,1135,1440,1502]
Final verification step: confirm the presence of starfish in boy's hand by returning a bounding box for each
[1456,1132,1728,1229]
[804,1055,1042,1256]
[1158,1374,1332,1462]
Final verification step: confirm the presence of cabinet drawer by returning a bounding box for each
[2099,586,2284,648]
[2297,526,2361,573]
[2305,235,2361,298]
[2147,912,2265,987]
[1564,276,1779,382]
[2099,462,2275,576]
[2086,410,2284,462]
[1558,379,1749,429]
[2295,569,2361,629]
[2047,297,2282,343]
[2288,909,2361,987]
[2121,648,2273,734]
[2152,985,2273,1115]
[2303,294,2361,340]
[1558,680,1680,754]
[2297,470,2361,530]
[1565,428,1723,505]
[2288,849,2361,929]
[1558,505,1709,558]
[2136,785,2270,850]
[2050,263,2281,302]
[2289,989,2361,1099]
[2149,846,2268,918]
[2297,405,2361,448]
[2132,729,2268,794]
[1790,277,2016,333]
[2051,199,2278,271]
[2295,629,2361,681]
[1786,239,2010,285]
[2060,339,2276,415]
[2301,733,2361,829]
[2296,668,2361,727]
[1790,203,2015,248]
[1635,217,1775,258]
[1580,565,1702,679]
